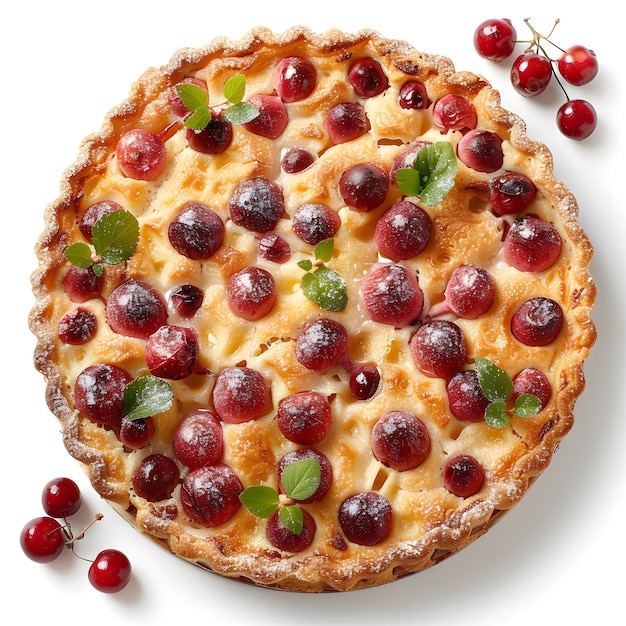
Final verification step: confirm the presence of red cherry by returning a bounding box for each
[88,549,132,593]
[42,477,82,518]
[557,45,598,86]
[20,516,67,563]
[510,52,552,97]
[557,99,597,140]
[473,18,517,63]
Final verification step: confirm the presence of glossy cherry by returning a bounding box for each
[88,549,132,593]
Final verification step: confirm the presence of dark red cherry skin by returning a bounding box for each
[229,177,285,233]
[88,549,132,593]
[277,448,332,503]
[169,284,204,318]
[442,454,485,498]
[292,203,341,245]
[473,18,517,63]
[556,100,597,141]
[79,200,121,242]
[106,279,168,339]
[172,410,223,469]
[349,364,381,401]
[436,264,496,320]
[106,279,167,339]
[266,507,316,553]
[503,215,562,273]
[276,391,333,445]
[168,201,225,260]
[375,200,431,261]
[510,52,552,97]
[20,516,67,563]
[557,45,598,86]
[389,140,430,187]
[295,318,350,372]
[180,464,243,527]
[446,370,490,422]
[348,58,389,97]
[243,95,288,139]
[338,492,392,546]
[457,130,503,173]
[212,366,271,424]
[186,109,233,154]
[58,308,98,344]
[119,417,155,449]
[398,81,429,110]
[42,477,82,518]
[371,411,431,472]
[63,266,103,303]
[512,367,552,409]
[281,148,316,173]
[257,233,291,263]
[73,364,133,426]
[360,263,424,329]
[131,454,180,502]
[145,325,199,379]
[324,101,368,144]
[226,266,277,321]
[489,172,537,216]
[432,94,478,132]
[339,163,388,212]
[115,129,166,181]
[275,56,317,102]
[409,320,467,381]
[511,297,564,346]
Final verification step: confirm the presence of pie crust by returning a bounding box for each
[30,27,597,592]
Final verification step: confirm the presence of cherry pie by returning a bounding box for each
[30,27,597,592]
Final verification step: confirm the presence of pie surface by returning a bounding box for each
[30,27,596,592]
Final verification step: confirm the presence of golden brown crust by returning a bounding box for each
[30,27,596,592]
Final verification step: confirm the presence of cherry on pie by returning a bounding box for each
[30,27,597,592]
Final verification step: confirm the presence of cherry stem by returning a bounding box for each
[72,513,104,542]
[521,17,571,102]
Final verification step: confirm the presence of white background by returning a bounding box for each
[3,1,624,623]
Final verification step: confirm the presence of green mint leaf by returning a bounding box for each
[281,458,321,501]
[176,83,209,112]
[64,242,93,268]
[92,263,104,277]
[122,375,174,421]
[175,84,211,129]
[92,210,139,265]
[279,505,304,536]
[239,486,280,518]
[475,357,513,403]
[297,259,313,272]
[514,393,542,418]
[485,401,510,428]
[223,75,246,104]
[395,168,421,197]
[302,266,347,312]
[184,106,212,130]
[224,101,260,124]
[397,141,457,206]
[314,238,334,263]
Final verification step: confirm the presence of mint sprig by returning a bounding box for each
[64,209,139,276]
[122,375,174,422]
[297,238,348,312]
[176,75,260,130]
[474,357,542,428]
[395,141,457,206]
[239,458,321,536]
